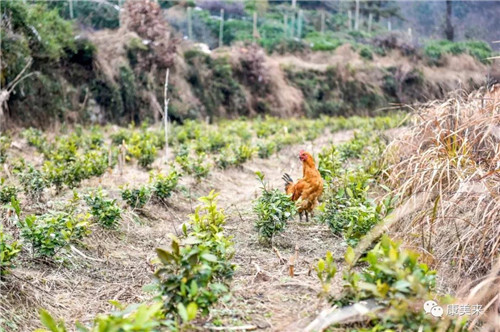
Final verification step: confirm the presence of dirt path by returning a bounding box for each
[196,130,353,331]
[1,130,352,332]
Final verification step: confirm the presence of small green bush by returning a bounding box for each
[0,135,10,163]
[256,140,276,159]
[121,185,151,209]
[0,226,21,277]
[359,46,374,60]
[154,191,235,321]
[150,169,180,202]
[22,128,46,150]
[37,302,165,332]
[20,211,90,257]
[0,180,18,204]
[424,39,493,64]
[253,172,296,241]
[15,163,48,200]
[84,189,122,229]
[315,236,467,331]
[176,154,211,180]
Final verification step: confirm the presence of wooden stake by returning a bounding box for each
[348,10,352,30]
[69,0,74,19]
[284,14,288,38]
[297,9,303,39]
[288,245,299,277]
[320,9,325,35]
[163,68,170,164]
[354,0,360,31]
[119,140,126,176]
[253,11,259,41]
[273,247,286,265]
[187,7,193,39]
[219,9,224,48]
[368,13,373,33]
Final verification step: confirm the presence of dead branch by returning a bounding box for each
[288,244,299,277]
[305,300,382,332]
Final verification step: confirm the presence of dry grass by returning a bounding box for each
[384,84,500,289]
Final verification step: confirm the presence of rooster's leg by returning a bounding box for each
[299,212,303,222]
[305,211,309,223]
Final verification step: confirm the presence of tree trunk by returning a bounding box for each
[444,0,454,41]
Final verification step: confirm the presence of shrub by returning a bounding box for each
[315,236,466,331]
[318,168,394,246]
[150,169,180,202]
[22,128,46,150]
[176,154,211,180]
[253,172,296,241]
[317,145,342,183]
[37,302,165,332]
[154,191,235,320]
[256,140,276,159]
[359,45,374,60]
[20,211,90,257]
[0,180,18,204]
[0,135,10,163]
[121,185,151,209]
[0,226,21,277]
[84,189,122,229]
[15,163,48,200]
[232,143,255,166]
[424,39,493,64]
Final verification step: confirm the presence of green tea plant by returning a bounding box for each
[176,154,211,180]
[84,189,122,229]
[0,135,10,163]
[127,128,164,169]
[14,162,48,200]
[315,236,466,331]
[20,211,90,257]
[318,168,393,246]
[253,172,297,241]
[121,185,151,209]
[215,148,235,169]
[337,131,371,160]
[232,143,255,165]
[317,144,342,182]
[150,169,180,203]
[22,128,46,150]
[0,226,21,277]
[256,140,276,159]
[0,179,18,204]
[37,302,166,332]
[315,251,337,298]
[154,191,235,322]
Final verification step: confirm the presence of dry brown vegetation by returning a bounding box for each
[385,83,500,289]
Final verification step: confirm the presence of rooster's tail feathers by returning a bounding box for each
[282,173,293,191]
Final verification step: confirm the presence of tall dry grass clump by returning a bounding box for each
[384,85,500,288]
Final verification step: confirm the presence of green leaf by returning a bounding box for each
[317,259,325,272]
[177,303,188,322]
[39,309,61,332]
[186,302,198,321]
[345,246,355,266]
[201,253,218,263]
[156,248,174,264]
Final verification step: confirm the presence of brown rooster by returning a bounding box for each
[282,150,323,222]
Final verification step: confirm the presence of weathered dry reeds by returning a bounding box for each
[384,85,500,286]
